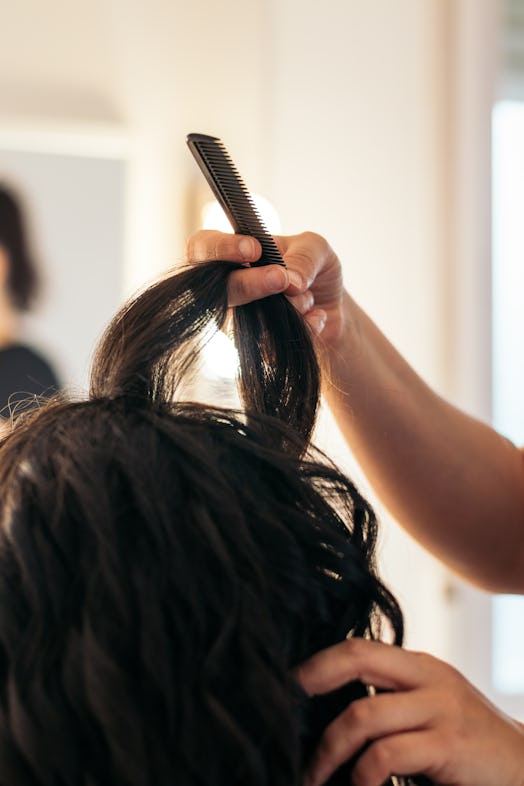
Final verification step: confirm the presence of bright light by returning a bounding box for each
[201,324,239,380]
[201,193,282,234]
[199,192,281,381]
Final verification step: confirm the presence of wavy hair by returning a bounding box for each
[0,260,417,785]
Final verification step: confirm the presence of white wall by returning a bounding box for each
[269,0,448,381]
[265,0,454,657]
[0,0,272,289]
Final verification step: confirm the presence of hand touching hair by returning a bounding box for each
[91,260,320,452]
[0,260,412,786]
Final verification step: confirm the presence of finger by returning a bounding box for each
[273,231,332,284]
[286,291,315,315]
[285,294,328,335]
[351,730,442,786]
[306,691,436,786]
[186,230,262,264]
[227,265,305,307]
[294,638,438,696]
[304,308,327,336]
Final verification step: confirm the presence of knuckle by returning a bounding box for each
[299,230,325,247]
[410,648,431,663]
[412,650,440,675]
[368,739,395,776]
[213,237,236,261]
[185,230,217,262]
[230,273,250,303]
[345,697,374,730]
[213,240,222,261]
[342,637,367,657]
[185,234,196,261]
[336,638,371,682]
[414,650,463,689]
[315,729,342,766]
[353,740,395,786]
[186,229,242,263]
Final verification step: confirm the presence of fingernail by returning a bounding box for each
[265,266,287,293]
[239,237,255,260]
[287,269,303,289]
[309,314,327,335]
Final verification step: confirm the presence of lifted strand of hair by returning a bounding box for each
[90,260,320,452]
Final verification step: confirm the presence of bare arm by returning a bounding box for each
[186,230,524,592]
[324,291,524,593]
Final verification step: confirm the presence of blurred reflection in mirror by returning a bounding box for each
[0,182,60,428]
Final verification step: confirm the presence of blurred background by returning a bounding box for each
[1,0,523,717]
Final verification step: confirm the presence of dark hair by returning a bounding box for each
[0,183,39,311]
[0,261,408,785]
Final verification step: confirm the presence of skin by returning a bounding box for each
[186,228,524,786]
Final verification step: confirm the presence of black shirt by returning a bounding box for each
[0,344,60,418]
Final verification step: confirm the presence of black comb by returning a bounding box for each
[187,133,285,267]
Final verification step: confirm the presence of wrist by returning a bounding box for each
[318,291,365,389]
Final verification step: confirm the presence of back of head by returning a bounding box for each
[0,260,404,785]
[0,183,39,311]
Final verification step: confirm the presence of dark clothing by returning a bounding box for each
[0,343,60,417]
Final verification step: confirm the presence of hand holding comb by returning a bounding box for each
[186,133,285,268]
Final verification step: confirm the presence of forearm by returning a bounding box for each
[322,292,524,592]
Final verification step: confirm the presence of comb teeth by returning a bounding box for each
[187,133,284,267]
